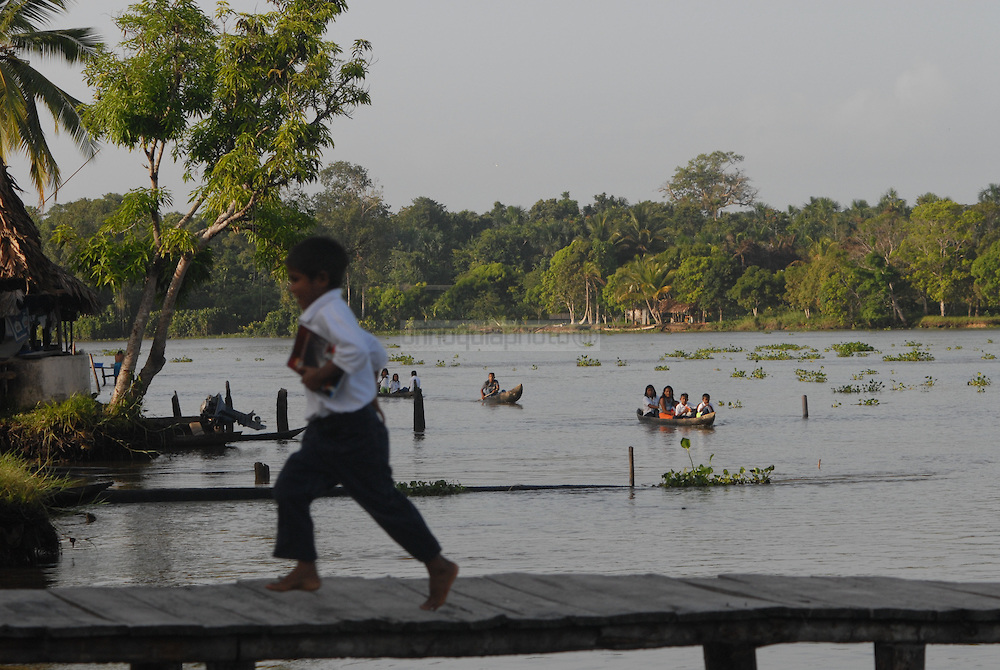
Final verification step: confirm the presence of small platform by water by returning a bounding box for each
[3,572,1000,669]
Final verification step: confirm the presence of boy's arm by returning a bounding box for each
[300,359,344,392]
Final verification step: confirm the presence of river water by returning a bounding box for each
[14,329,1000,669]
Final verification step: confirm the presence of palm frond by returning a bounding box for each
[10,27,101,62]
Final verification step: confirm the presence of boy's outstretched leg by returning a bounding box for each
[267,560,322,592]
[421,554,459,611]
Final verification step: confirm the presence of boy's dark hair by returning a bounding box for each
[286,236,348,286]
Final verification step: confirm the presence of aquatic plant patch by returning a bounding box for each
[660,438,774,488]
[883,350,934,362]
[829,342,876,357]
[968,372,991,392]
[576,355,601,367]
[795,368,827,383]
[395,480,466,496]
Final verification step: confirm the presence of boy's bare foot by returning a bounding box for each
[267,561,322,592]
[420,555,459,611]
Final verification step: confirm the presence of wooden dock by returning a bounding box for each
[3,572,1000,670]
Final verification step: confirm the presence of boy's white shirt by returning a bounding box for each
[298,288,388,420]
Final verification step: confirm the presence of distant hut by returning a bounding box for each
[656,298,695,324]
[0,167,101,407]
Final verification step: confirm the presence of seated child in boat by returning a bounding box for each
[674,393,694,418]
[696,393,714,416]
[639,384,658,415]
[378,368,390,394]
[658,386,677,419]
[389,373,401,393]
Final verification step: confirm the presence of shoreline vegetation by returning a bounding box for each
[74,313,1000,343]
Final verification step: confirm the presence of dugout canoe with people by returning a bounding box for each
[635,408,716,426]
[479,372,523,404]
[637,384,715,426]
[482,383,523,404]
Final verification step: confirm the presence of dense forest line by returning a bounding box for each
[37,154,1000,339]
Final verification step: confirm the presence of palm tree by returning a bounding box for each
[0,0,99,201]
[617,255,670,324]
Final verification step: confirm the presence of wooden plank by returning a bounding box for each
[484,573,783,623]
[0,590,123,637]
[710,574,1000,620]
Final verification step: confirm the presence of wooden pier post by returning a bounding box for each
[276,388,288,433]
[704,643,757,670]
[132,663,182,670]
[171,392,182,418]
[413,386,425,433]
[802,394,809,419]
[629,446,634,488]
[874,642,925,669]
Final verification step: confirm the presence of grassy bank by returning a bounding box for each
[0,453,71,566]
[0,394,153,462]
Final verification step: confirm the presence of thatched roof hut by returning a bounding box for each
[656,298,694,322]
[0,166,99,318]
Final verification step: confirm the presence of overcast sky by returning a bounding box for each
[14,0,1000,215]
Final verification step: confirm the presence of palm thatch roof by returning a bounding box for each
[656,298,693,315]
[0,165,99,316]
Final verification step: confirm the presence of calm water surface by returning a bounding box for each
[17,330,1000,669]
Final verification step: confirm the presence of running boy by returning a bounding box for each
[267,236,458,611]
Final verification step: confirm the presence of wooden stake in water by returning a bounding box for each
[629,446,635,488]
[802,394,809,419]
[276,388,288,433]
[254,462,270,485]
[413,386,426,433]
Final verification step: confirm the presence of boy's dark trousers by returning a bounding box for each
[273,404,442,563]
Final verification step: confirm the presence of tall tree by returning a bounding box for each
[660,151,758,220]
[728,266,784,317]
[78,0,371,407]
[900,199,980,316]
[310,161,391,316]
[0,0,98,204]
[540,240,589,323]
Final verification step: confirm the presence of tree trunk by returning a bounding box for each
[939,300,946,317]
[132,253,197,401]
[645,299,662,325]
[887,282,908,327]
[110,258,164,407]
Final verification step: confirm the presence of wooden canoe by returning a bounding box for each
[636,409,715,426]
[167,426,305,449]
[482,383,522,404]
[378,389,416,398]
